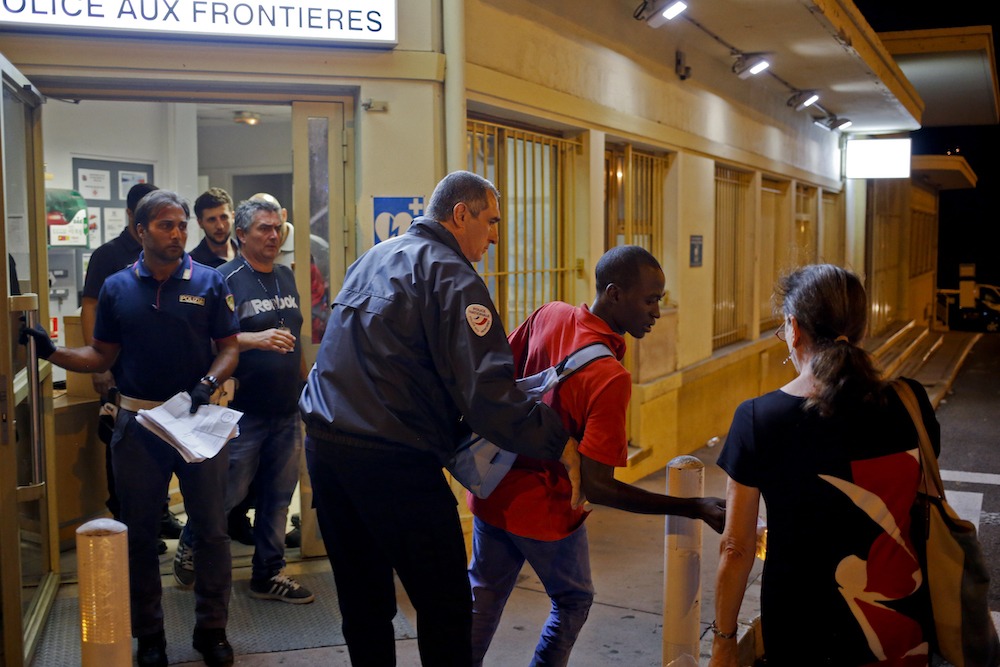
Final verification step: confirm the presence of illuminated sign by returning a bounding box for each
[845,139,912,179]
[0,0,396,46]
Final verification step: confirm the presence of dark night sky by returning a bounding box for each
[852,2,1000,288]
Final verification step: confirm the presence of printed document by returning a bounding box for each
[136,392,243,463]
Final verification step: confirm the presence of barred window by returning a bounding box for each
[794,184,818,267]
[714,166,752,349]
[759,178,788,329]
[866,180,904,334]
[604,145,667,259]
[466,120,578,332]
[909,184,937,278]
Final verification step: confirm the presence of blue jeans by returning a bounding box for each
[468,516,594,667]
[182,412,300,583]
[111,409,231,637]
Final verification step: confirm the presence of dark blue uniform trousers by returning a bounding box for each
[111,409,231,638]
[306,439,472,667]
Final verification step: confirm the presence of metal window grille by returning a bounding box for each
[822,191,845,266]
[467,120,578,332]
[604,145,667,258]
[759,179,786,329]
[714,166,752,349]
[794,184,817,266]
[909,185,937,278]
[866,180,904,334]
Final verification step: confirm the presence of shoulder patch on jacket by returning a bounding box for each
[466,304,493,337]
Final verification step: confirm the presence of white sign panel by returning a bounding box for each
[78,168,111,200]
[845,139,912,179]
[119,170,148,200]
[87,207,102,248]
[0,0,396,45]
[104,207,128,239]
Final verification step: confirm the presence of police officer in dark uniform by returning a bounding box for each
[23,190,240,667]
[299,171,582,667]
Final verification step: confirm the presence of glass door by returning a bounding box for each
[291,100,353,559]
[0,53,58,666]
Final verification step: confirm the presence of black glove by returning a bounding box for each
[189,382,213,414]
[19,322,56,360]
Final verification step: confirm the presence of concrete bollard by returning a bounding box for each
[77,518,132,667]
[663,455,704,666]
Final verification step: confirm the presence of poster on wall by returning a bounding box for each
[77,168,111,200]
[118,171,149,200]
[87,208,102,248]
[104,208,128,240]
[373,197,424,244]
[690,235,704,268]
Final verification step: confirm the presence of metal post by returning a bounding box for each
[663,455,704,666]
[77,519,131,667]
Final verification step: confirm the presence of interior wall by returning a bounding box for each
[197,119,293,200]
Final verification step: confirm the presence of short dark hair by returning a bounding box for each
[234,197,281,235]
[595,245,662,293]
[193,187,233,220]
[133,190,190,229]
[425,171,500,222]
[127,183,158,212]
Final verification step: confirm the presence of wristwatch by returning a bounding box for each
[200,375,219,393]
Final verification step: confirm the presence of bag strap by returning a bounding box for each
[890,379,945,500]
[554,342,616,382]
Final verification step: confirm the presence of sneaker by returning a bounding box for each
[173,538,194,590]
[249,572,315,604]
[160,510,185,539]
[192,627,233,667]
[157,539,168,555]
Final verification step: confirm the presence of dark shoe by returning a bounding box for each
[249,572,315,604]
[227,512,254,546]
[284,527,301,549]
[157,539,168,555]
[192,628,234,667]
[160,510,185,539]
[136,630,167,667]
[173,538,195,590]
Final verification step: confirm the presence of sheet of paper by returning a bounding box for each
[78,168,111,201]
[137,392,242,463]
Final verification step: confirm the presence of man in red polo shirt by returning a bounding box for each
[468,245,726,667]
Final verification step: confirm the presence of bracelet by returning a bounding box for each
[710,621,737,640]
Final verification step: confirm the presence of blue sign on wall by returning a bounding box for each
[374,197,424,244]
[690,235,704,267]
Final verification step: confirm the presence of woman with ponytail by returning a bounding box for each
[709,264,939,667]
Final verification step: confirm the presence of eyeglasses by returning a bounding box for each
[775,319,788,342]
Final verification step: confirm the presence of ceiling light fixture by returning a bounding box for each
[788,90,820,111]
[234,111,261,125]
[813,115,852,132]
[733,54,770,79]
[646,0,687,27]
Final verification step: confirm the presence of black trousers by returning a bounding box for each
[306,439,472,667]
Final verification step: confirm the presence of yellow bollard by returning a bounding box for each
[662,455,704,666]
[76,518,132,667]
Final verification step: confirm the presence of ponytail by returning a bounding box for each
[776,264,885,417]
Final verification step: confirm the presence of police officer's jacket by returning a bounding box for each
[299,217,569,465]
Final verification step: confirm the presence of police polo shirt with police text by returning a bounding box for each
[219,258,303,418]
[92,253,240,402]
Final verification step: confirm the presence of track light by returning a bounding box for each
[646,0,687,27]
[788,90,819,111]
[813,115,852,132]
[234,111,260,125]
[733,54,770,79]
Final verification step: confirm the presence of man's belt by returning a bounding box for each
[117,395,165,412]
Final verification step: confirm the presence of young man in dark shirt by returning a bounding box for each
[190,187,239,268]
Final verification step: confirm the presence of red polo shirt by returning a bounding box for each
[468,302,631,541]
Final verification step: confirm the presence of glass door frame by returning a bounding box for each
[0,52,59,667]
[291,99,354,559]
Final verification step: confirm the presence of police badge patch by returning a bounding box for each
[466,304,493,337]
[226,294,236,311]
